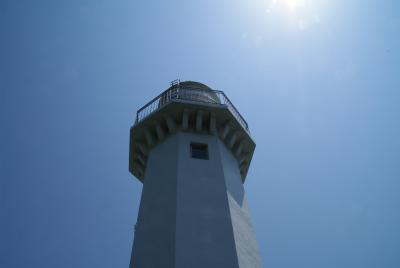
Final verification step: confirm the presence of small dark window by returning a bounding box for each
[190,142,209,160]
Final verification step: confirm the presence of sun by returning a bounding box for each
[271,0,307,13]
[263,0,320,31]
[285,0,306,12]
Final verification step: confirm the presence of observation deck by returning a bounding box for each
[129,80,255,182]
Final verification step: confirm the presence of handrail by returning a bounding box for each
[135,86,249,132]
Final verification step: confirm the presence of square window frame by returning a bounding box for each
[190,142,209,160]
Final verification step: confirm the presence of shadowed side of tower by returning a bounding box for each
[129,81,261,268]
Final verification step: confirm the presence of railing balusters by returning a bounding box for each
[135,87,249,133]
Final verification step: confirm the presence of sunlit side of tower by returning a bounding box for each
[129,80,261,268]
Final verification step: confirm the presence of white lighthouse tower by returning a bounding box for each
[129,80,261,268]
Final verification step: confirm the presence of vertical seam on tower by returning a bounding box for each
[173,131,180,268]
[216,138,241,267]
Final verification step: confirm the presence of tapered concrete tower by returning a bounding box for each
[129,80,261,268]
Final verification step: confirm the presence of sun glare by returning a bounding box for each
[264,0,320,31]
[286,0,305,11]
[271,0,307,13]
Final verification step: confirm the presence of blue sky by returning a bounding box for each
[1,0,400,267]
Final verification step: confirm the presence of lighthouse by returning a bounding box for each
[129,80,261,268]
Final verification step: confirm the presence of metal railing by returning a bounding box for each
[135,86,249,132]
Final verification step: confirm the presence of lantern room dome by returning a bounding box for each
[158,81,221,107]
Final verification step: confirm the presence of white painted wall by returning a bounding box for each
[130,131,260,268]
